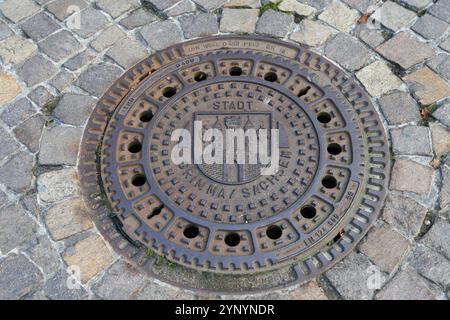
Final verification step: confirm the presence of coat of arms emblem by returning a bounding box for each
[194,112,274,185]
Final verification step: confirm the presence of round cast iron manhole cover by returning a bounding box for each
[79,36,390,293]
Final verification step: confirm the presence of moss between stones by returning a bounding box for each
[144,247,178,268]
[419,103,438,126]
[41,97,59,116]
[260,1,299,21]
[260,0,283,14]
[94,140,116,212]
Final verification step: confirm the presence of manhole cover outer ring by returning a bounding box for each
[78,35,390,293]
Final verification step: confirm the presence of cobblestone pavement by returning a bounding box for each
[0,0,449,300]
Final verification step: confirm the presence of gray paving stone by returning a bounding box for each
[376,32,434,70]
[400,0,433,10]
[318,0,360,32]
[0,190,8,208]
[426,53,450,82]
[165,0,197,16]
[433,103,450,127]
[440,36,450,52]
[119,8,158,29]
[137,280,194,300]
[429,122,450,160]
[106,38,148,68]
[441,165,450,209]
[441,154,450,168]
[143,0,179,11]
[28,291,48,300]
[93,260,146,299]
[324,33,372,71]
[325,251,376,300]
[96,0,140,18]
[37,168,80,203]
[35,0,53,5]
[434,126,450,158]
[0,204,38,253]
[373,1,416,32]
[390,125,432,156]
[356,61,402,97]
[140,20,183,50]
[43,269,88,300]
[20,12,60,42]
[39,125,83,165]
[27,86,56,108]
[408,245,450,287]
[179,13,218,39]
[428,0,450,23]
[404,67,450,105]
[390,159,433,195]
[24,235,61,274]
[0,72,21,105]
[256,10,294,38]
[354,25,386,48]
[62,234,113,283]
[20,192,41,218]
[290,19,333,47]
[45,198,92,241]
[359,224,410,273]
[46,0,89,21]
[382,193,428,238]
[220,9,259,34]
[53,93,96,126]
[68,7,109,38]
[0,151,34,193]
[50,70,76,92]
[76,63,123,98]
[64,49,96,71]
[297,0,330,10]
[0,20,13,41]
[0,0,40,23]
[38,30,83,63]
[13,114,45,153]
[341,0,377,12]
[420,219,450,259]
[16,54,58,87]
[0,98,36,127]
[192,0,227,10]
[224,0,261,8]
[0,126,21,161]
[278,0,316,16]
[0,35,37,66]
[376,268,435,300]
[0,254,43,300]
[90,25,128,52]
[378,91,421,125]
[412,14,449,40]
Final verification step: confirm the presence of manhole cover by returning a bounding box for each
[79,35,390,293]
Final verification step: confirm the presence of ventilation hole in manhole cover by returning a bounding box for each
[229,66,243,76]
[183,225,200,239]
[300,205,317,219]
[79,35,390,293]
[266,225,283,240]
[194,71,208,82]
[225,233,241,247]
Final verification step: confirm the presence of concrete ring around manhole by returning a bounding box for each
[78,35,390,294]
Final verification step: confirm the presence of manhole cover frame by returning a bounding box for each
[78,35,390,294]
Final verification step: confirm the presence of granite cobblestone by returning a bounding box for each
[0,0,449,300]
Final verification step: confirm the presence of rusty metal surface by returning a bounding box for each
[78,35,390,293]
